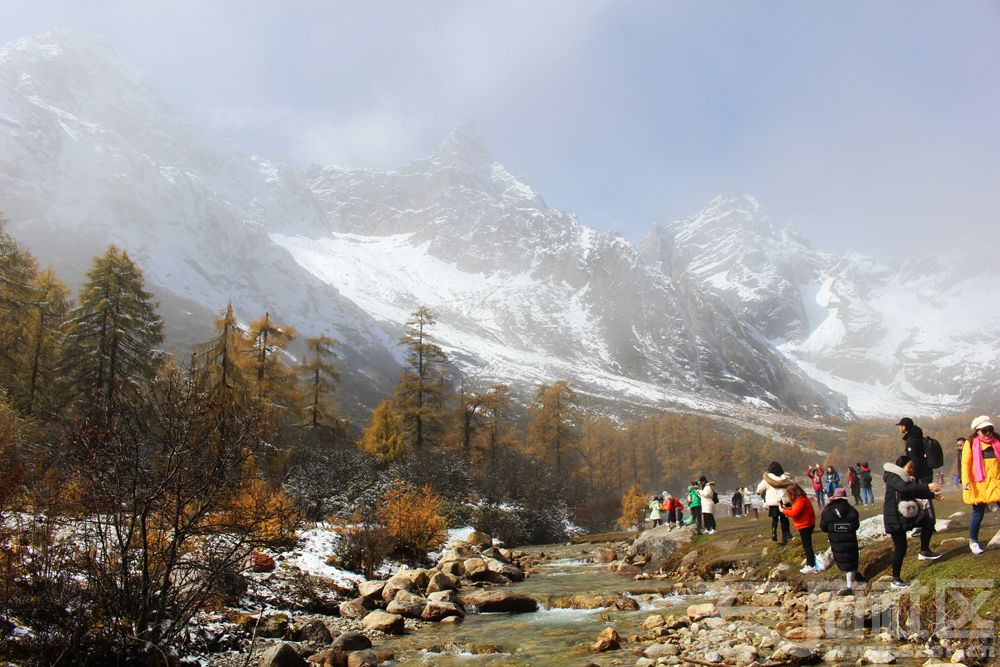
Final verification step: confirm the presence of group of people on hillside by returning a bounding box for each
[805,462,875,508]
[644,414,999,593]
[757,415,1000,594]
[647,476,721,534]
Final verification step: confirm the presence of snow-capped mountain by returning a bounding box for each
[1,28,991,423]
[645,195,1000,416]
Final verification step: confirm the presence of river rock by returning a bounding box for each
[339,598,373,619]
[259,613,290,638]
[465,531,493,548]
[305,648,347,667]
[427,589,463,605]
[422,600,464,621]
[461,590,538,613]
[260,644,307,667]
[590,626,620,652]
[358,581,386,600]
[642,614,666,630]
[626,523,695,563]
[346,650,378,667]
[863,648,896,664]
[440,560,464,576]
[481,546,509,563]
[382,574,419,602]
[594,547,617,563]
[331,631,372,651]
[550,593,618,609]
[361,610,404,634]
[772,642,820,664]
[643,643,680,658]
[463,558,489,580]
[297,619,333,645]
[485,558,524,582]
[386,594,426,619]
[686,603,719,621]
[784,625,825,640]
[426,571,459,593]
[614,595,640,611]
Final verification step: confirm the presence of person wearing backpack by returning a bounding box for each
[896,417,938,533]
[961,416,1000,555]
[698,476,718,534]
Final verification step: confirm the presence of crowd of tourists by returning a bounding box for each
[643,415,1000,593]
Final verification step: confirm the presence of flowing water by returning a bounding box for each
[379,541,933,666]
[382,543,691,666]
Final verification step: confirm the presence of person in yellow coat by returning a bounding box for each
[962,415,1000,555]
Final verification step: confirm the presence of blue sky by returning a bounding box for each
[3,1,998,257]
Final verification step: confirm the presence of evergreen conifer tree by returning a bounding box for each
[394,306,450,452]
[25,269,70,417]
[0,218,39,402]
[62,245,163,415]
[299,334,341,431]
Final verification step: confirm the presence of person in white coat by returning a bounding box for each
[756,461,793,544]
[698,476,718,534]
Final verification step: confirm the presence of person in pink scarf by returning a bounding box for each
[962,415,1000,555]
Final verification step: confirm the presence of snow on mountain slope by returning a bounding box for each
[654,197,1000,417]
[0,28,402,411]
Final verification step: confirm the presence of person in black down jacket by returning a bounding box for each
[883,455,943,588]
[820,487,861,595]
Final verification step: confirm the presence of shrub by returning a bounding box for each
[378,482,447,560]
[330,510,393,579]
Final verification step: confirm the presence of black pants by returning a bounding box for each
[888,516,934,579]
[800,525,815,566]
[691,506,702,530]
[703,512,716,531]
[769,505,791,541]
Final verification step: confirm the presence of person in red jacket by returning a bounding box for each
[781,483,819,573]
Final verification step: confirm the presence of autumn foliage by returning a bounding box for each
[378,482,448,559]
[616,483,648,531]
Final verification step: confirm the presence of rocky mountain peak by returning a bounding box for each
[430,120,493,171]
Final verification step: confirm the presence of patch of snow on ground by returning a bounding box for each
[282,524,365,586]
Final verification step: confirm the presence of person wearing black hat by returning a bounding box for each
[896,417,935,534]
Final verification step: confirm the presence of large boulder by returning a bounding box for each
[485,558,524,582]
[260,643,307,667]
[306,649,347,667]
[626,523,696,564]
[427,589,463,605]
[346,651,378,667]
[421,600,465,621]
[462,558,489,580]
[361,610,405,634]
[330,631,372,651]
[296,619,334,645]
[338,597,373,619]
[386,591,427,619]
[381,574,420,602]
[465,531,493,548]
[461,590,539,613]
[357,581,386,600]
[425,571,459,593]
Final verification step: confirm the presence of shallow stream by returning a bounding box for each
[382,542,689,666]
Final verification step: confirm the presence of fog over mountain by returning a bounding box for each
[2,29,996,423]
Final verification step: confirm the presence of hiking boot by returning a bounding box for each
[890,579,908,589]
[918,549,941,560]
[970,540,984,555]
[837,588,853,596]
[910,527,922,537]
[799,565,817,574]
